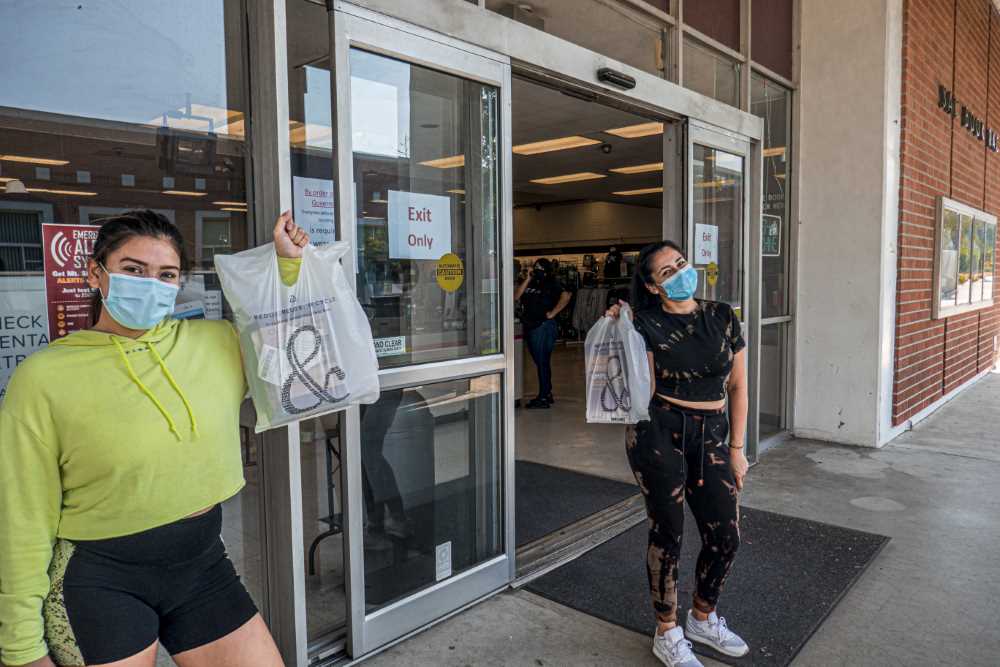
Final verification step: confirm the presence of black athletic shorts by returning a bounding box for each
[43,504,258,666]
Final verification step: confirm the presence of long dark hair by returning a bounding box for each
[629,240,684,312]
[89,210,188,325]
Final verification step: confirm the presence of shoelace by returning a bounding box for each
[664,635,696,661]
[713,616,736,644]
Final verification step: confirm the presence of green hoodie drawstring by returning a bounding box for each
[111,337,181,440]
[110,337,199,440]
[146,342,200,438]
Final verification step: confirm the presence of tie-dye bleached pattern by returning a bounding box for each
[625,404,740,623]
[633,300,746,403]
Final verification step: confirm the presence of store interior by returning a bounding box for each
[511,76,666,547]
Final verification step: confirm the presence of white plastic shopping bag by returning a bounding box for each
[215,242,380,432]
[585,303,651,424]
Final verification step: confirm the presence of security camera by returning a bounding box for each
[601,143,613,154]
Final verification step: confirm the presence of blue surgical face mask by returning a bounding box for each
[100,265,180,330]
[660,264,698,302]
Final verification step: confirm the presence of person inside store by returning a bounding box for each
[360,388,410,540]
[0,210,309,667]
[514,258,571,409]
[606,240,749,667]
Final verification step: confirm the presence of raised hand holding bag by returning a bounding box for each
[216,241,380,432]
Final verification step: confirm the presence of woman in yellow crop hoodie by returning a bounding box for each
[0,210,309,667]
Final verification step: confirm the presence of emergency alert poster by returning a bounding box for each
[42,223,98,341]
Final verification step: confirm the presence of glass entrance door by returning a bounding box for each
[329,5,512,658]
[686,121,759,461]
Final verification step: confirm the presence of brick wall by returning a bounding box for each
[893,0,1000,424]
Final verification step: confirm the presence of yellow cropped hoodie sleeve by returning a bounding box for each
[0,409,61,665]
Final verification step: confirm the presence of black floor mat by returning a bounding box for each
[527,505,890,666]
[516,460,638,546]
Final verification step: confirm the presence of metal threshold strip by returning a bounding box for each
[513,493,647,588]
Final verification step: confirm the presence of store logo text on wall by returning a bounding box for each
[938,84,999,152]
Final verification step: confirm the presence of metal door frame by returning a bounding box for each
[686,120,762,463]
[328,4,515,658]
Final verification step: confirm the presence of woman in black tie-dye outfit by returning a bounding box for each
[606,241,749,667]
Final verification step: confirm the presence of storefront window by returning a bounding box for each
[350,48,501,368]
[485,0,668,79]
[934,198,997,318]
[750,74,792,319]
[0,0,262,625]
[684,38,741,107]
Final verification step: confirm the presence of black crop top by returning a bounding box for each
[633,300,746,402]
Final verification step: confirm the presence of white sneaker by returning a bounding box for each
[685,611,749,657]
[652,626,703,667]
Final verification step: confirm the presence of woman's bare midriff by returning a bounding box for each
[656,393,726,412]
[185,504,216,519]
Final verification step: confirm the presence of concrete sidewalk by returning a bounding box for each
[367,371,1000,666]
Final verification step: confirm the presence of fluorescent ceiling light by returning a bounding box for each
[0,154,69,166]
[604,122,664,139]
[420,154,465,169]
[162,190,207,197]
[612,186,663,196]
[289,121,333,147]
[609,162,663,175]
[26,187,97,196]
[220,207,246,212]
[213,200,246,206]
[763,146,786,158]
[512,136,601,155]
[447,189,465,195]
[186,104,242,124]
[530,172,606,185]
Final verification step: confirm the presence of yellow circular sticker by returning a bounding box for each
[706,262,719,286]
[435,253,465,293]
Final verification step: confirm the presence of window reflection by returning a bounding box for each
[751,74,792,319]
[361,376,503,612]
[0,0,250,275]
[693,145,743,312]
[684,38,741,107]
[350,49,501,368]
[939,209,960,310]
[985,224,996,302]
[300,414,347,642]
[957,215,974,305]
